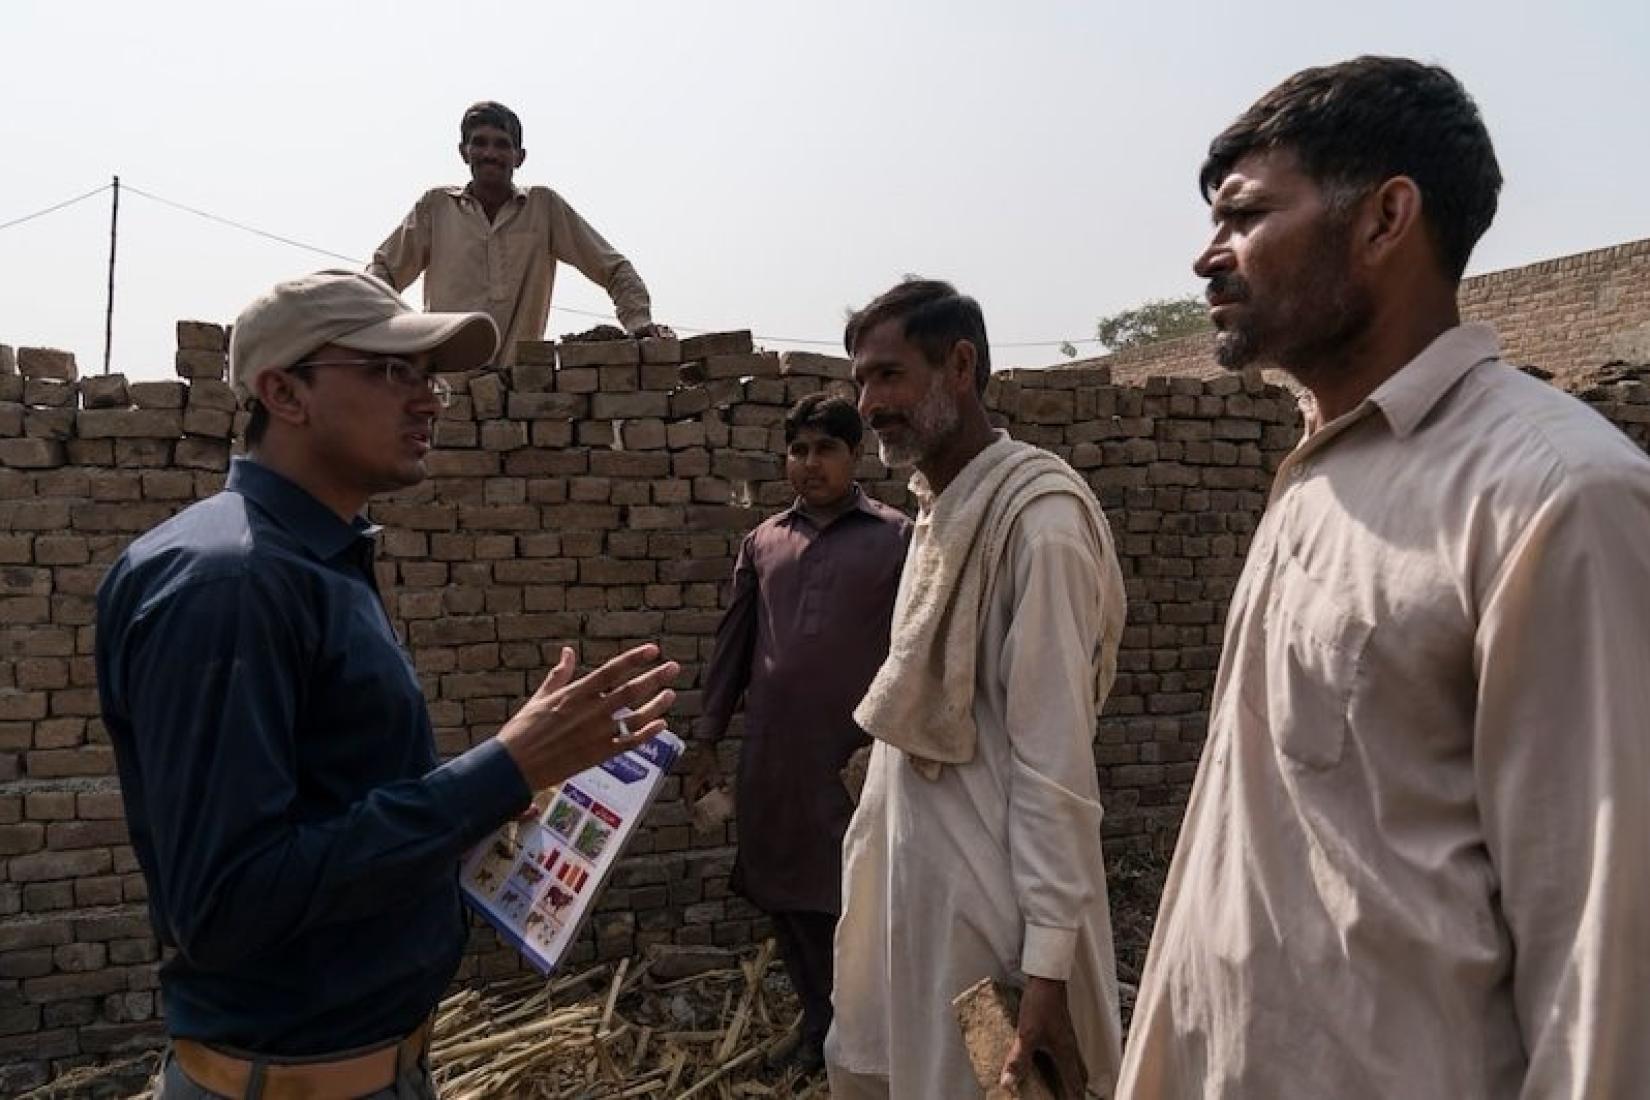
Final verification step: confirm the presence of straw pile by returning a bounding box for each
[429,939,821,1099]
[23,941,820,1099]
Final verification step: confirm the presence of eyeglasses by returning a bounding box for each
[291,356,454,408]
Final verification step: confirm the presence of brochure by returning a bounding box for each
[460,728,683,973]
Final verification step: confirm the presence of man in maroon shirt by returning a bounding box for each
[689,395,910,1073]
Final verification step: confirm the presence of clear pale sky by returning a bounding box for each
[2,0,1645,381]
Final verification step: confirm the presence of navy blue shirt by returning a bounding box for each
[96,459,530,1055]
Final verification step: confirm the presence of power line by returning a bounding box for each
[0,183,112,233]
[122,183,362,264]
[11,180,1110,355]
[1000,337,1104,349]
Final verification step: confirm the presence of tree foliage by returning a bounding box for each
[1096,295,1209,351]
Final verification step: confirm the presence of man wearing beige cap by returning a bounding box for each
[96,270,679,1099]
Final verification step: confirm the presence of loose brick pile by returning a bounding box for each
[1,286,1647,1087]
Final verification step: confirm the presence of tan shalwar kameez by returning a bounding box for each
[368,184,652,365]
[1120,325,1650,1098]
[829,466,1127,1098]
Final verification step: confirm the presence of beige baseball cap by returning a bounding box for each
[228,269,499,402]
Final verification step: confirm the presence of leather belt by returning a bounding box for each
[171,1017,432,1100]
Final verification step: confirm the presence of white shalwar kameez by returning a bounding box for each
[827,492,1126,1099]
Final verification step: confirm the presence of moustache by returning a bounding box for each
[868,416,906,432]
[1206,273,1249,305]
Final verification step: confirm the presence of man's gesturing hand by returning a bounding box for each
[1000,976,1086,1100]
[497,644,680,791]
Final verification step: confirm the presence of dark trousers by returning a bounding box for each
[770,909,838,1046]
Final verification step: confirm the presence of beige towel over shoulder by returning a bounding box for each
[854,433,1113,775]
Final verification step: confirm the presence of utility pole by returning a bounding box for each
[104,175,119,375]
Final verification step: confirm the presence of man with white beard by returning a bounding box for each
[825,279,1128,1099]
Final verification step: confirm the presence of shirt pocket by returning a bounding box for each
[1261,552,1372,769]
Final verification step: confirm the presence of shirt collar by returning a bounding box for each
[784,484,877,527]
[451,182,528,206]
[226,458,380,562]
[1364,323,1501,439]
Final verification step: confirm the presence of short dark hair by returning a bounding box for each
[1199,56,1501,283]
[243,402,270,448]
[784,394,863,449]
[461,101,523,148]
[843,278,991,393]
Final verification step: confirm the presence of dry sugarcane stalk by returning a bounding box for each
[620,957,656,994]
[660,1029,731,1043]
[15,1051,162,1100]
[648,965,744,992]
[434,1007,594,1061]
[631,1024,654,1071]
[664,1048,688,1093]
[595,1023,629,1081]
[488,988,551,1032]
[552,961,611,996]
[424,943,809,1098]
[672,1044,765,1099]
[603,957,631,1030]
[714,940,775,1063]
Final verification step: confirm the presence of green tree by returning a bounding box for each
[1096,295,1209,351]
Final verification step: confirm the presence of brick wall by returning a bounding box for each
[1,236,1646,1086]
[1459,238,1650,378]
[0,327,1297,1086]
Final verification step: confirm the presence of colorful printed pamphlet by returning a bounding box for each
[460,729,683,973]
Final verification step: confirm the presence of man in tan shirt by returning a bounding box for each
[1119,58,1650,1098]
[368,101,666,365]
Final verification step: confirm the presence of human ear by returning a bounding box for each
[949,340,979,393]
[1361,177,1423,268]
[253,369,309,429]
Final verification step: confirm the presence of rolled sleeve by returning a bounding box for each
[1022,924,1080,982]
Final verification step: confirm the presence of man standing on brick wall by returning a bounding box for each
[687,394,910,1075]
[828,280,1127,1099]
[95,270,679,1099]
[1120,57,1650,1098]
[368,100,669,366]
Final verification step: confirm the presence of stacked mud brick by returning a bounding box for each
[6,302,1650,1085]
[982,366,1300,849]
[383,329,877,988]
[0,330,236,1092]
